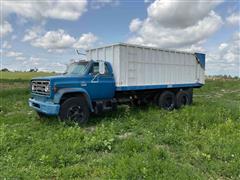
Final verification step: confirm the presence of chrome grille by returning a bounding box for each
[31,80,50,95]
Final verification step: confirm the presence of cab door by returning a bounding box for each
[87,62,115,100]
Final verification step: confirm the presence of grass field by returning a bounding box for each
[0,71,55,80]
[0,72,240,179]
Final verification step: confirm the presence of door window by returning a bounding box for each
[89,62,110,75]
[88,63,99,75]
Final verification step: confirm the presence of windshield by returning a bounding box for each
[65,62,89,75]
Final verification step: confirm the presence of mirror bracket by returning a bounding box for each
[99,61,105,75]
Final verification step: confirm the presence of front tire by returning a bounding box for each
[59,96,90,124]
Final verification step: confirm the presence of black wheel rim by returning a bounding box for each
[67,105,84,123]
[163,96,174,110]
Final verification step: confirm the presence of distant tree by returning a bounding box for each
[29,68,38,72]
[1,68,9,72]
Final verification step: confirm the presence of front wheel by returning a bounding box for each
[59,96,90,124]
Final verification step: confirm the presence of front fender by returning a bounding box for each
[53,88,94,112]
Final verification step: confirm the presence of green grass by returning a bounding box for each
[0,71,55,80]
[0,73,240,179]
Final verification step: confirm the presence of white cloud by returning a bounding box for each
[128,0,223,49]
[207,32,240,76]
[45,1,87,21]
[2,41,12,49]
[16,56,27,61]
[0,21,13,37]
[37,62,66,73]
[22,26,44,42]
[73,33,98,49]
[23,28,98,52]
[31,29,76,52]
[218,43,228,51]
[23,57,41,66]
[91,0,119,9]
[51,62,66,68]
[4,51,23,57]
[177,43,206,53]
[21,57,66,72]
[147,0,222,28]
[226,13,240,25]
[3,0,87,21]
[129,18,142,32]
[128,10,223,49]
[3,50,26,60]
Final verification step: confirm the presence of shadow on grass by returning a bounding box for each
[34,101,201,128]
[36,115,61,126]
[87,104,158,125]
[35,104,158,128]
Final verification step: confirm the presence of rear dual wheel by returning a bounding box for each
[175,91,191,109]
[157,91,175,110]
[157,90,191,110]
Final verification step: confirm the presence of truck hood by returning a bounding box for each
[32,74,89,85]
[32,74,85,81]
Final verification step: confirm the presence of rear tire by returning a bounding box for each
[158,91,175,110]
[59,96,90,124]
[175,91,191,109]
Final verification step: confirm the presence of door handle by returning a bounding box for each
[91,79,99,83]
[91,73,99,83]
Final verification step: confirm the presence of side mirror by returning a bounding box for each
[99,61,105,75]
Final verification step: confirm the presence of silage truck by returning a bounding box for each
[29,43,205,124]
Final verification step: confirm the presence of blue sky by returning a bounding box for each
[1,0,240,76]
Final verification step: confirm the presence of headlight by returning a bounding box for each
[31,84,35,91]
[45,85,50,92]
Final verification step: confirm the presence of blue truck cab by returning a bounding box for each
[29,60,116,123]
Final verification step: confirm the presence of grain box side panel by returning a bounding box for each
[118,46,201,87]
[172,52,197,84]
[88,43,205,89]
